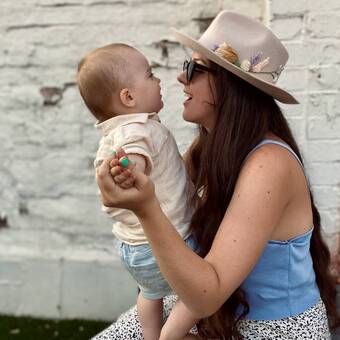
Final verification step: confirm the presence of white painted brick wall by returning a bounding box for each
[0,0,338,321]
[0,0,264,320]
[269,0,340,253]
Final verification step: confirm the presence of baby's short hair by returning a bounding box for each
[77,43,135,120]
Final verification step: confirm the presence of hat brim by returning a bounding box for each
[171,28,299,105]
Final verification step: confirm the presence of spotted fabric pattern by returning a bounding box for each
[237,299,331,339]
[91,297,330,340]
[91,295,196,340]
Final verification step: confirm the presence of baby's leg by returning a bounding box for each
[137,292,163,340]
[159,300,199,340]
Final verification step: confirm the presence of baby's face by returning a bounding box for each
[126,50,163,113]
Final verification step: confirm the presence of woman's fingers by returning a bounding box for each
[110,165,122,178]
[110,148,137,189]
[111,148,136,173]
[112,167,132,184]
[119,177,135,189]
[132,169,150,190]
[96,155,156,213]
[110,147,125,166]
[110,158,120,168]
[111,148,127,162]
[96,159,118,207]
[97,156,113,181]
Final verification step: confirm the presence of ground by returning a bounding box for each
[0,315,111,340]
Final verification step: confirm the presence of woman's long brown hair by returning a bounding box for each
[186,64,339,339]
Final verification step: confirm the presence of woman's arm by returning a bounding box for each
[98,146,292,318]
[143,146,292,318]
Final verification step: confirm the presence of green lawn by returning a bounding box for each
[0,315,111,340]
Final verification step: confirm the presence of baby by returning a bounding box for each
[77,43,198,340]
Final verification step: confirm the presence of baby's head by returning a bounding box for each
[77,43,163,122]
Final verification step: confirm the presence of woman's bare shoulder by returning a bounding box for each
[240,144,297,186]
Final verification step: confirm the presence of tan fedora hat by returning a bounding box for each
[172,11,299,104]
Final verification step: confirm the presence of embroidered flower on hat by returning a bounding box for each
[214,42,271,72]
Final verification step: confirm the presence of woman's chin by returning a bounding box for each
[182,111,196,124]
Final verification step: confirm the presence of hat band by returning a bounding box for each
[248,65,284,82]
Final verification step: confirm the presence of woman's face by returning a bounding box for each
[177,52,217,130]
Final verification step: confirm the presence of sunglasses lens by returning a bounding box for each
[183,59,214,81]
[183,60,188,71]
[187,61,195,81]
[183,60,190,81]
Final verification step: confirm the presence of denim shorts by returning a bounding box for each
[115,235,197,300]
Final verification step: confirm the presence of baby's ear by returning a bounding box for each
[119,88,135,108]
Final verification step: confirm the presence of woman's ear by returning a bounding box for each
[119,88,135,108]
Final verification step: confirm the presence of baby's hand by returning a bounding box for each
[111,150,136,189]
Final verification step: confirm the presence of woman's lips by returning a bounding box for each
[183,90,192,103]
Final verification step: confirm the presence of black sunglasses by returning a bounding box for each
[183,59,216,81]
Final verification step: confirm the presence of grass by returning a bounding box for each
[0,315,111,340]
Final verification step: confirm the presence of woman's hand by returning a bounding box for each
[96,154,158,217]
[110,151,136,190]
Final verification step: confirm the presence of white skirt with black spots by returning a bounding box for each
[237,299,331,339]
[91,296,331,340]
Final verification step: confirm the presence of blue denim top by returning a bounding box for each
[239,139,320,320]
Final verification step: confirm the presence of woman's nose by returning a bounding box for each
[177,71,187,84]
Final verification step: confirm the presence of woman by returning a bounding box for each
[94,11,339,340]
